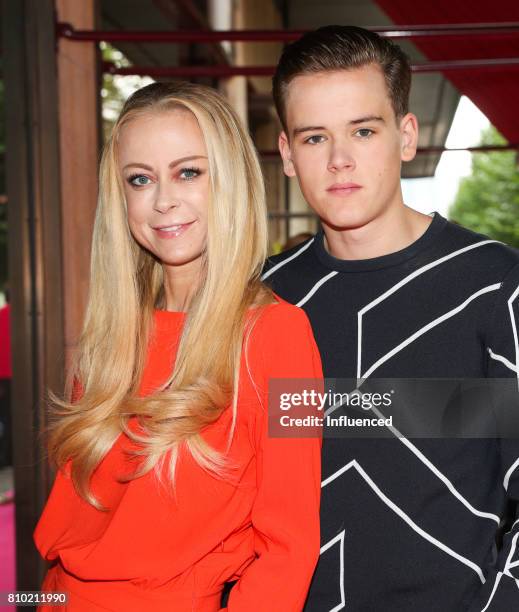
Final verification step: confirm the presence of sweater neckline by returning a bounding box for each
[313,212,448,273]
[153,308,186,329]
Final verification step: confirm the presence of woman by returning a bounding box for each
[34,82,322,611]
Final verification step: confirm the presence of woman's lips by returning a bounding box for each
[152,221,195,238]
[326,183,362,196]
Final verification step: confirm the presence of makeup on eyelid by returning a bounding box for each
[126,167,203,187]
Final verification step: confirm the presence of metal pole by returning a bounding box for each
[2,0,65,592]
[102,58,519,78]
[57,21,519,43]
[102,62,274,77]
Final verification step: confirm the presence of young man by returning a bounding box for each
[265,25,519,611]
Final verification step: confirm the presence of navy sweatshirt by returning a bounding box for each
[264,213,519,611]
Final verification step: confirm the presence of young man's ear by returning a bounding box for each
[278,131,296,177]
[399,113,419,162]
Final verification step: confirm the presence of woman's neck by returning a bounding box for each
[162,260,202,312]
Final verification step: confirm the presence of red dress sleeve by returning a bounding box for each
[225,302,323,611]
[71,377,83,403]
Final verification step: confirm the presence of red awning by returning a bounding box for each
[375,1,519,142]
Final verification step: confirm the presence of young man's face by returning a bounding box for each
[279,64,418,232]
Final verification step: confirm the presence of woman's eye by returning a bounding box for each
[179,167,201,180]
[128,175,151,187]
[356,128,374,139]
[304,135,325,145]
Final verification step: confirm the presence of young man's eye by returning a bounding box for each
[179,167,201,180]
[356,128,374,138]
[128,174,151,187]
[304,135,326,145]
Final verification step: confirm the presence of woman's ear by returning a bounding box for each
[278,131,296,177]
[400,113,419,162]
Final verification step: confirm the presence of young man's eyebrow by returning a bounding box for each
[349,115,385,125]
[291,116,385,138]
[122,155,207,172]
[291,126,326,138]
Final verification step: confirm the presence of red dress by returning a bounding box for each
[34,302,323,611]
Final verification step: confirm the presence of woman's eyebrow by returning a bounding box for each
[122,155,208,172]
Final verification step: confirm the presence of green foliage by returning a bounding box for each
[100,42,154,142]
[100,42,131,141]
[449,126,519,248]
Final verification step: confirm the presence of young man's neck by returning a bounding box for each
[322,204,433,261]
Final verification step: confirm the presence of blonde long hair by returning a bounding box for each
[47,82,274,507]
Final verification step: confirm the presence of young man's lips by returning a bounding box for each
[152,221,195,238]
[327,183,362,195]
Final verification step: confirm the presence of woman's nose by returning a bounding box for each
[153,182,180,213]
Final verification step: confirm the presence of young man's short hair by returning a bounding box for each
[272,25,411,131]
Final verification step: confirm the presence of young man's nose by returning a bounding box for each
[327,144,355,173]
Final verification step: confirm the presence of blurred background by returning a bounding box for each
[0,0,518,603]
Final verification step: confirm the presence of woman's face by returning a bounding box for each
[118,109,210,275]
